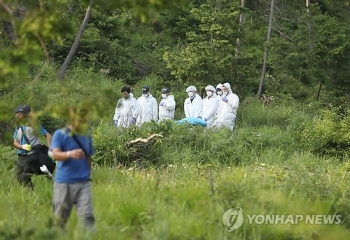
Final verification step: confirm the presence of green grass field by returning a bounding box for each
[1,139,350,239]
[1,67,350,239]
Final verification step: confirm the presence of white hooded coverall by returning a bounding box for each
[113,96,139,128]
[136,94,158,126]
[159,95,176,121]
[202,94,220,128]
[184,93,203,118]
[213,83,239,131]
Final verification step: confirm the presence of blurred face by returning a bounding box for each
[122,91,130,99]
[222,86,228,95]
[188,91,195,97]
[206,90,214,97]
[15,112,23,121]
[216,89,223,96]
[70,108,90,134]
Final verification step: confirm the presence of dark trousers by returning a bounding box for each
[16,154,40,190]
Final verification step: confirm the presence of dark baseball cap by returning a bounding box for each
[14,105,31,114]
[142,86,150,94]
[161,87,170,94]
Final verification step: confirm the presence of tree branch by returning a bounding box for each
[127,134,163,147]
[58,0,95,80]
[35,33,50,61]
[271,14,294,42]
[0,0,13,15]
[272,27,293,41]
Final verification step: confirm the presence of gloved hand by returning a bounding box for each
[114,120,118,126]
[130,118,136,124]
[160,101,165,107]
[222,96,228,102]
[22,144,31,151]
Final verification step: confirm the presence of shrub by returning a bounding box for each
[300,108,350,158]
[92,121,165,167]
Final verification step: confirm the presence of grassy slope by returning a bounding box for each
[1,66,350,239]
[1,152,350,239]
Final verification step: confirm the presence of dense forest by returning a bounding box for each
[1,0,350,101]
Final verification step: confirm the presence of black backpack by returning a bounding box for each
[31,144,56,175]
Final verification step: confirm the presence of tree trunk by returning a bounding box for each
[305,0,313,51]
[316,82,322,101]
[58,0,94,80]
[257,0,274,98]
[235,0,245,58]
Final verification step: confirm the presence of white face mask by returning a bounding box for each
[142,94,148,98]
[188,92,195,97]
[206,91,213,97]
[161,93,167,99]
[217,90,223,96]
[223,90,228,95]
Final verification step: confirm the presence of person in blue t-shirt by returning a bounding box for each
[51,106,95,230]
[13,105,52,190]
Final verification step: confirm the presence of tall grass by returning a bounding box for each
[1,66,349,239]
[1,153,350,239]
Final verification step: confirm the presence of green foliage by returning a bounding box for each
[0,63,120,124]
[238,98,294,128]
[0,69,323,169]
[88,98,317,167]
[38,113,66,135]
[2,0,350,101]
[300,107,350,158]
[2,0,350,238]
[163,0,240,85]
[1,150,350,238]
[0,0,189,82]
[1,66,350,238]
[0,0,71,80]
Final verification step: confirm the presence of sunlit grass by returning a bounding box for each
[1,66,350,239]
[1,154,350,239]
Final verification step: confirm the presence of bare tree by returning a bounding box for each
[305,0,321,100]
[257,0,275,98]
[235,0,245,58]
[305,0,313,51]
[306,0,314,52]
[58,0,95,80]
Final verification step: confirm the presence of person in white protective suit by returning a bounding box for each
[184,85,203,118]
[212,82,239,131]
[216,83,223,97]
[136,86,158,126]
[202,85,220,128]
[113,86,139,128]
[159,87,176,122]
